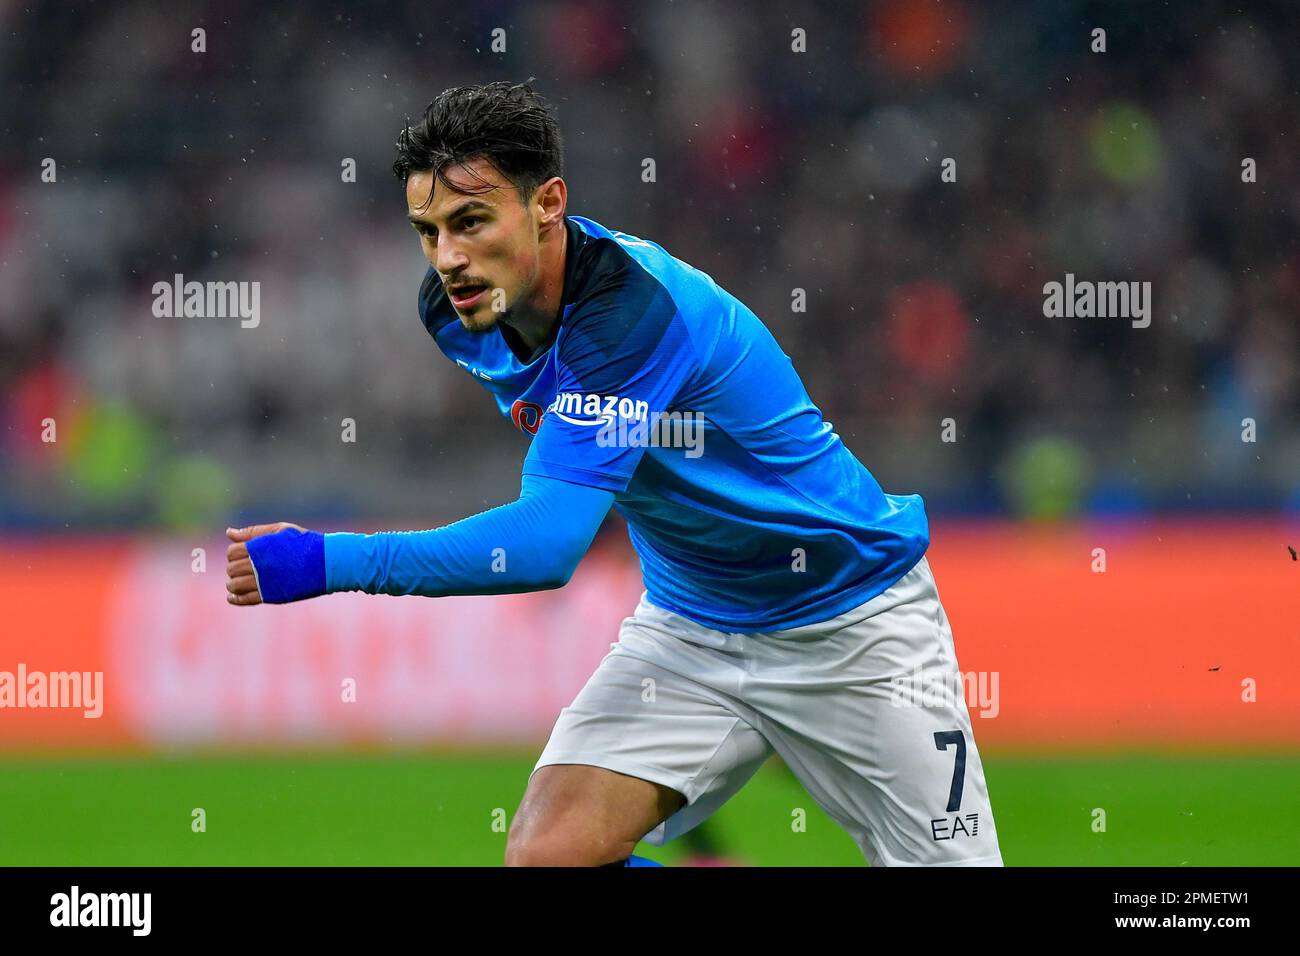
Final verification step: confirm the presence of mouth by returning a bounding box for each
[447,282,490,310]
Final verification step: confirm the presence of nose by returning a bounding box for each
[435,234,469,277]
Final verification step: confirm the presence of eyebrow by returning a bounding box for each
[407,199,492,228]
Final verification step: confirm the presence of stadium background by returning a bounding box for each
[1,0,1297,864]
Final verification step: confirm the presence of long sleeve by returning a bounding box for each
[321,471,615,597]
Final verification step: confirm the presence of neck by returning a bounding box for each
[503,219,568,356]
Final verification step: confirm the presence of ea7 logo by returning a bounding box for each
[548,392,649,427]
[456,358,494,381]
[931,813,980,841]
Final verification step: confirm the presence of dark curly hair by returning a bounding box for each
[393,81,564,207]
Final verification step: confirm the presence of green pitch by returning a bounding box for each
[0,753,1295,865]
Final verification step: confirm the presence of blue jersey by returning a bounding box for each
[418,215,929,631]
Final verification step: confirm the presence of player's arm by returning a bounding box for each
[225,472,615,605]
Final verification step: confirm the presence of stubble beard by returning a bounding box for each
[460,308,499,334]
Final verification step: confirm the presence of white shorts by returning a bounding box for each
[532,556,1004,866]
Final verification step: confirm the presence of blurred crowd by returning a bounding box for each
[1,0,1297,531]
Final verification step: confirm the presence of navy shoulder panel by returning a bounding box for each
[559,232,682,392]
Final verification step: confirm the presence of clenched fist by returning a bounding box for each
[226,522,307,605]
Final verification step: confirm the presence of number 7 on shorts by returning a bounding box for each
[934,730,967,813]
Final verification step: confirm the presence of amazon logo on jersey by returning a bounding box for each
[547,392,649,427]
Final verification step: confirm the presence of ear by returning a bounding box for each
[533,176,567,233]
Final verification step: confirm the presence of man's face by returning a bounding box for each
[405,158,541,334]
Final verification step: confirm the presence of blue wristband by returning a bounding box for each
[246,529,327,604]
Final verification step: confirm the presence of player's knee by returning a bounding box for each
[504,815,635,867]
[503,833,571,867]
[504,831,632,867]
[505,765,675,866]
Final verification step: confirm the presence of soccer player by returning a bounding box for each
[225,81,1003,867]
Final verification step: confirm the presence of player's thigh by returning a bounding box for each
[517,647,772,861]
[506,764,683,866]
[753,559,1003,865]
[766,679,1000,866]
